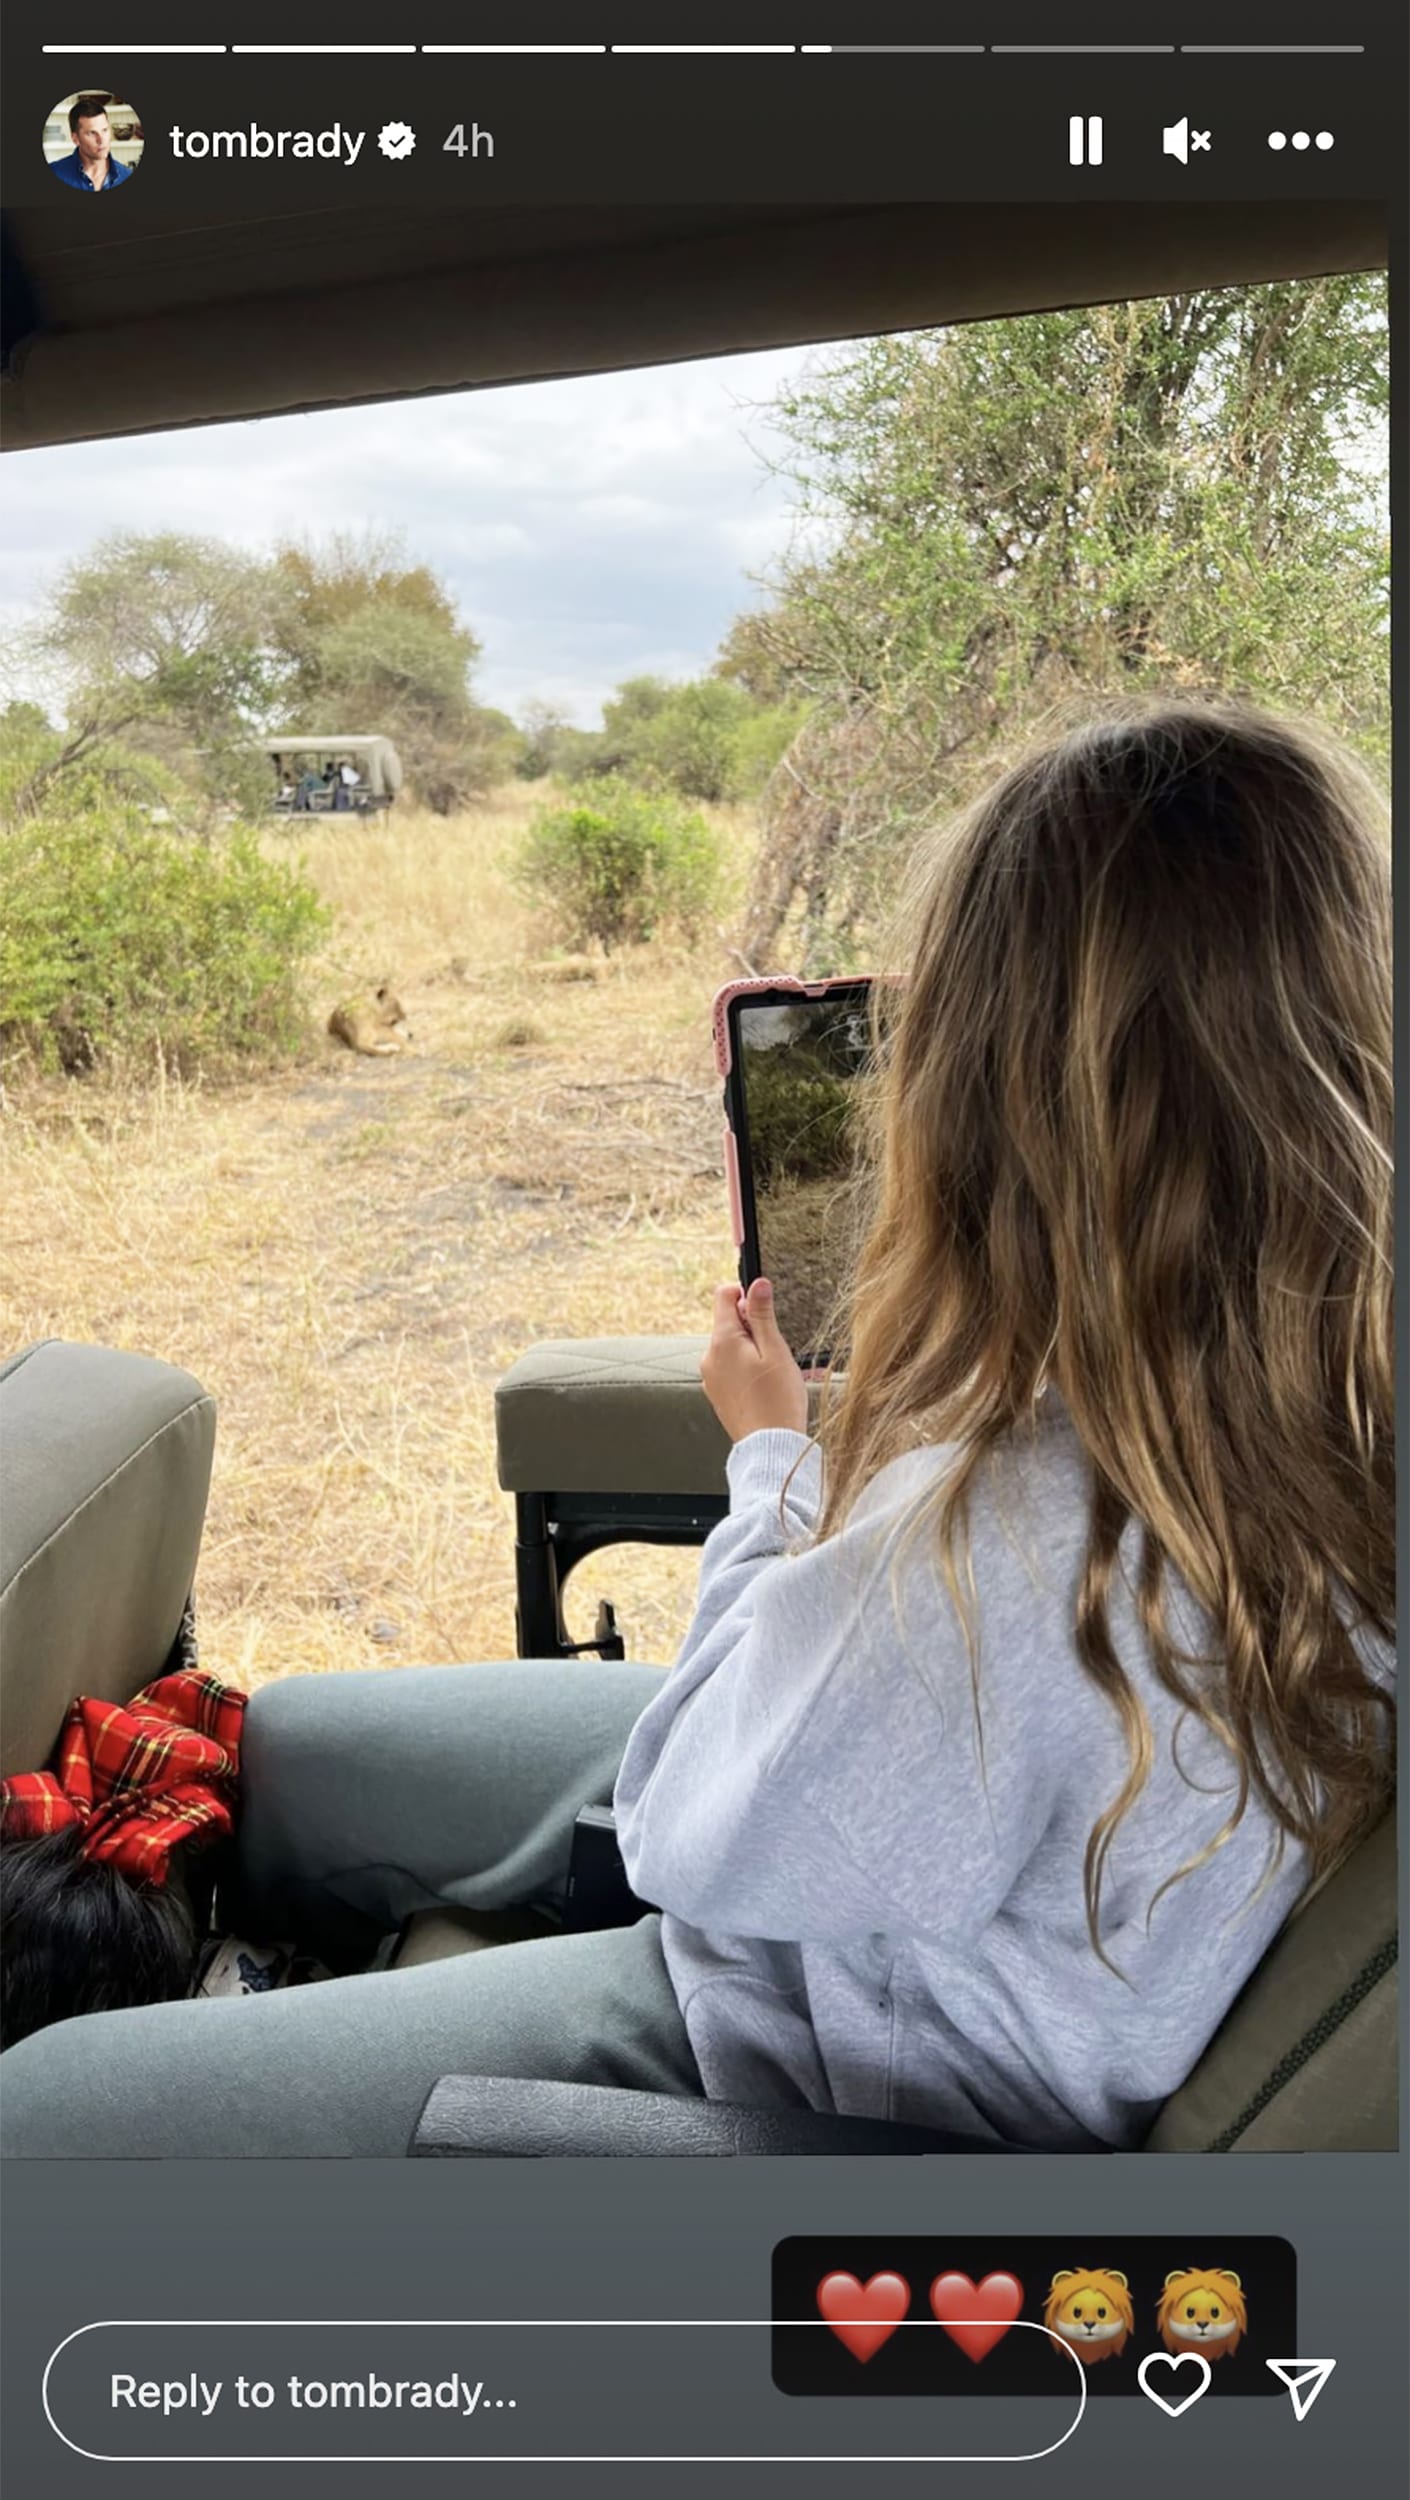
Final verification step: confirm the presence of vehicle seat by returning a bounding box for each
[2,1338,1396,2157]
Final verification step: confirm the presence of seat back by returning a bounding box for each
[0,1341,216,1778]
[1147,1810,1398,2151]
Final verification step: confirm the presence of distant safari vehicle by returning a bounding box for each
[265,735,404,816]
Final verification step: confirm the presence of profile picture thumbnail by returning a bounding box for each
[43,91,143,194]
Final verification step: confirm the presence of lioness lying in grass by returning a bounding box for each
[327,984,413,1056]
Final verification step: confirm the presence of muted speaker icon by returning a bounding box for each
[1163,116,1211,161]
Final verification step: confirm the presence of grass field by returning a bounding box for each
[0,789,758,1689]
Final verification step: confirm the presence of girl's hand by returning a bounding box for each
[700,1278,809,1442]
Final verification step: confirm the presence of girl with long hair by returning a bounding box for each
[612,698,1395,2145]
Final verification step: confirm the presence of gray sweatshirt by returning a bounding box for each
[613,1399,1388,2148]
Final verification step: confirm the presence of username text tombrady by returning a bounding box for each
[170,124,367,166]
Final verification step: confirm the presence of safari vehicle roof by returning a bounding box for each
[263,737,399,754]
[0,198,1386,452]
[264,735,402,795]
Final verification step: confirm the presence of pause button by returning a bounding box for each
[1069,115,1104,165]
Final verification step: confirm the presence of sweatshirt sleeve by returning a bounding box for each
[613,1431,1044,1945]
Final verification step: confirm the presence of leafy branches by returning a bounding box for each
[740,276,1389,958]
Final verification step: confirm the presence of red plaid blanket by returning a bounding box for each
[0,1667,246,1885]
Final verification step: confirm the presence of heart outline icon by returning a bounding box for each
[816,2270,911,2364]
[928,2270,1025,2362]
[1137,2349,1214,2416]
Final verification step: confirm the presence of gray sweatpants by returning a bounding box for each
[0,1660,701,2157]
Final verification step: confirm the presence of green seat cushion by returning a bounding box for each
[496,1337,731,1497]
[495,1335,832,1498]
[0,1340,216,1777]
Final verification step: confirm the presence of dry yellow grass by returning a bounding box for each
[0,788,755,1691]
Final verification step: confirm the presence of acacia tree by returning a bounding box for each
[270,533,508,810]
[741,275,1389,960]
[10,533,274,814]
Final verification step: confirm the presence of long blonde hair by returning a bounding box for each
[817,701,1394,1946]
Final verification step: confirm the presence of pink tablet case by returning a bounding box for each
[712,976,867,1249]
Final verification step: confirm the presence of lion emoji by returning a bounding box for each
[1043,2270,1134,2367]
[327,984,413,1057]
[1157,2269,1247,2362]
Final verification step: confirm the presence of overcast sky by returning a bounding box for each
[0,345,818,727]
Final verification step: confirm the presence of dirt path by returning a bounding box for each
[2,943,736,1688]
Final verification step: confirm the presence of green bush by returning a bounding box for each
[594,678,803,803]
[514,680,809,804]
[0,808,330,1076]
[513,778,719,950]
[514,706,603,783]
[622,679,752,801]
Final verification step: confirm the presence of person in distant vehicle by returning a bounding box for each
[50,95,134,192]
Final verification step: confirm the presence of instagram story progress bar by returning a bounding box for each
[34,43,1371,56]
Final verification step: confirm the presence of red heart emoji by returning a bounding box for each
[816,2271,912,2364]
[928,2271,1025,2363]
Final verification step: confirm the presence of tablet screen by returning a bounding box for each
[732,986,873,1365]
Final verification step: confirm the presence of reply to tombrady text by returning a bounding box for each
[111,2373,516,2419]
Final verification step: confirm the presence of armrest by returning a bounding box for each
[496,1337,729,1499]
[0,1340,216,1777]
[409,2076,1023,2157]
[496,1334,829,1503]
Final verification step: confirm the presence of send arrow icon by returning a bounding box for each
[1266,2358,1337,2420]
